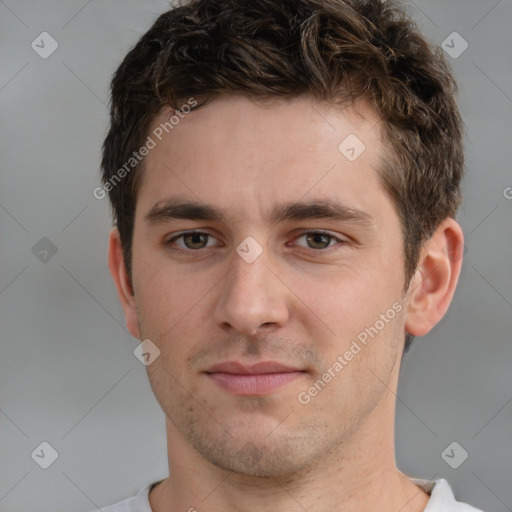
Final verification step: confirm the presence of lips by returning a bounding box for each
[206,361,301,374]
[205,361,304,395]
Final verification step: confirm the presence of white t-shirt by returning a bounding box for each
[91,477,485,512]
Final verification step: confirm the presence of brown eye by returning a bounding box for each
[304,233,333,249]
[294,231,342,250]
[166,231,217,251]
[181,232,209,249]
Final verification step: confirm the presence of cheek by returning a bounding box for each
[293,264,404,363]
[133,265,197,349]
[297,267,386,328]
[132,255,222,363]
[135,250,206,308]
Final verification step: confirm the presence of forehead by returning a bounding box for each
[136,94,386,224]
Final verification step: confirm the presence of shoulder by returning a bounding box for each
[411,477,486,512]
[83,480,162,512]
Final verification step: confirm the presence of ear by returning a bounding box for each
[404,218,464,337]
[107,227,141,339]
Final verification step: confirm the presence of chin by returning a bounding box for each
[187,423,328,477]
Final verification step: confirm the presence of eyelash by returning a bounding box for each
[164,230,347,254]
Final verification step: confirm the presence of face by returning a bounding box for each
[127,95,409,476]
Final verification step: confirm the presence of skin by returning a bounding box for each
[108,94,464,512]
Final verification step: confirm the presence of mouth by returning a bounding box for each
[204,361,306,396]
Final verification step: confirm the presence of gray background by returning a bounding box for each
[1,1,511,511]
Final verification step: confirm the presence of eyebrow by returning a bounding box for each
[144,197,375,228]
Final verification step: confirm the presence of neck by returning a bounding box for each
[149,383,430,512]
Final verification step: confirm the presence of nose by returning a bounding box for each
[213,242,290,336]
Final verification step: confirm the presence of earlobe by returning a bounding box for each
[404,218,464,338]
[107,228,141,339]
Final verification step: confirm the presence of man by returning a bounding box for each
[94,0,484,510]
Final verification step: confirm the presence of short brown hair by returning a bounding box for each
[101,0,464,350]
